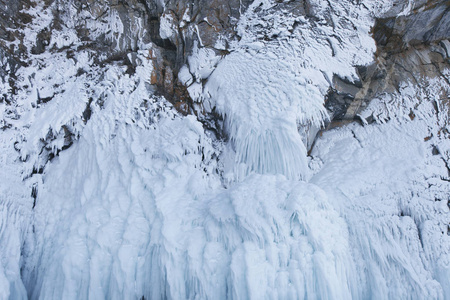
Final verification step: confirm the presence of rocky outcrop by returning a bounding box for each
[143,0,252,112]
[1,0,449,142]
[0,0,253,114]
[328,0,450,125]
[0,0,256,179]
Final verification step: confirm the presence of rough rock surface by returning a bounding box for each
[331,1,450,125]
[0,0,255,115]
[3,0,447,123]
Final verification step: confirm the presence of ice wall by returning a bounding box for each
[18,73,450,300]
[15,58,357,299]
[0,0,449,299]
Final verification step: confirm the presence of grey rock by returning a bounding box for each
[0,0,448,130]
[338,0,450,122]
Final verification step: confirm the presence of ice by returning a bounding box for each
[200,0,378,182]
[187,42,221,81]
[0,203,28,300]
[310,78,450,298]
[178,65,194,86]
[9,68,446,299]
[0,124,32,300]
[0,0,449,299]
[20,120,358,299]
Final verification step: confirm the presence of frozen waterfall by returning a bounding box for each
[0,0,449,299]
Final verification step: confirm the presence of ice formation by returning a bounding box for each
[0,0,449,299]
[202,0,375,181]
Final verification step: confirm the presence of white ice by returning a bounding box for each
[0,0,449,299]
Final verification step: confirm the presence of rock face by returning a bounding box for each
[331,1,450,124]
[0,0,255,115]
[0,0,448,171]
[0,0,448,174]
[2,0,447,122]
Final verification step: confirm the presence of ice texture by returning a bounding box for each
[0,0,449,299]
[11,71,449,299]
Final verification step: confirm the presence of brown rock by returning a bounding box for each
[164,65,174,95]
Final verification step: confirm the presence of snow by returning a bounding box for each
[0,0,449,299]
[160,13,176,40]
[187,42,222,82]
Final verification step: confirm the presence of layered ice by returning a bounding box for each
[203,49,325,181]
[11,58,355,299]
